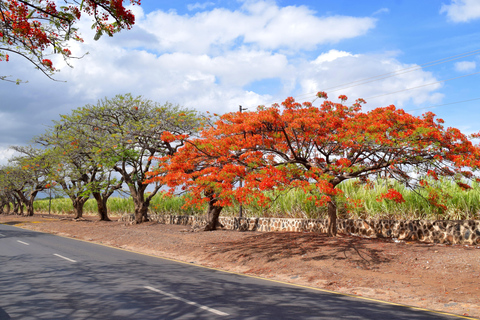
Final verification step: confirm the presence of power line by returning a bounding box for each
[254,48,480,108]
[312,49,480,96]
[364,70,480,100]
[404,97,480,113]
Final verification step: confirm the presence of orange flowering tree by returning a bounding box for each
[0,0,140,82]
[150,93,480,236]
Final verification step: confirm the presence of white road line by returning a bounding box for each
[17,240,29,245]
[0,233,5,237]
[144,286,229,316]
[53,254,77,263]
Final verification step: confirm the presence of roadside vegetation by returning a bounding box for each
[34,178,480,221]
[2,92,479,236]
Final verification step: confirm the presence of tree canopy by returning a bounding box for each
[0,0,140,82]
[151,93,480,235]
[37,120,123,221]
[67,93,201,223]
[2,146,53,216]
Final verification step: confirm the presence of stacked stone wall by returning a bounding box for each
[121,214,480,245]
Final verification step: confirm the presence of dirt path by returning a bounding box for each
[1,213,479,319]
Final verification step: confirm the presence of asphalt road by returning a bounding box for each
[0,223,474,320]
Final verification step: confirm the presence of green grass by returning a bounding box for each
[33,179,480,220]
[33,193,202,217]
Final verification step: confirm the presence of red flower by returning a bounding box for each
[42,59,54,69]
[377,189,405,203]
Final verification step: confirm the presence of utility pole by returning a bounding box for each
[48,188,51,215]
[49,126,60,216]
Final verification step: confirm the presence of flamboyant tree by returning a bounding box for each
[0,0,140,82]
[72,94,201,223]
[151,93,480,235]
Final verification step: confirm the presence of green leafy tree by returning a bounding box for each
[0,168,19,214]
[37,120,123,221]
[4,146,53,216]
[72,94,201,223]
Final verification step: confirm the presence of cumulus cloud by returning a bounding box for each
[134,1,376,54]
[297,50,443,109]
[440,0,480,22]
[454,60,476,71]
[59,47,282,112]
[312,49,356,64]
[0,2,443,153]
[0,146,19,166]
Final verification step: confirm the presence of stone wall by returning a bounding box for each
[121,214,480,245]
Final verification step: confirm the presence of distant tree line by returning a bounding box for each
[0,94,200,223]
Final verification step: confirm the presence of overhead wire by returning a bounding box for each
[404,97,480,113]
[364,70,480,101]
[295,48,480,101]
[253,48,480,108]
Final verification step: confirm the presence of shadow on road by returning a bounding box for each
[0,251,461,320]
[0,227,45,239]
[0,307,11,320]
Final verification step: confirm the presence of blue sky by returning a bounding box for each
[1,0,480,164]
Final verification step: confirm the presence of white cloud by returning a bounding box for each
[59,46,285,112]
[0,146,19,166]
[187,2,215,11]
[241,5,376,51]
[373,8,389,16]
[312,50,356,64]
[298,50,443,109]
[440,0,480,22]
[135,1,376,54]
[0,2,444,155]
[454,60,476,71]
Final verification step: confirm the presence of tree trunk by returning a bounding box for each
[131,182,153,224]
[72,198,87,219]
[134,201,149,224]
[123,176,150,224]
[2,202,10,215]
[93,192,110,221]
[204,200,224,231]
[25,200,34,217]
[13,201,19,214]
[327,198,337,237]
[25,192,38,217]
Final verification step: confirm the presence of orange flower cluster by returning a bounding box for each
[377,188,405,203]
[147,93,480,223]
[0,0,140,74]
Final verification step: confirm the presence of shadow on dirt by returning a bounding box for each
[208,232,393,268]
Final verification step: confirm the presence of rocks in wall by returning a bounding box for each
[120,213,480,245]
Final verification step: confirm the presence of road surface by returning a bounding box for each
[0,223,474,320]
